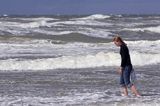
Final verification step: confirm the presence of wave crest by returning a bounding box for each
[0,52,159,71]
[76,14,111,20]
[124,26,160,33]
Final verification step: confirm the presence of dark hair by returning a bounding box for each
[113,36,126,45]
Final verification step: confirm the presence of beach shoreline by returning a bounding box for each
[0,65,159,105]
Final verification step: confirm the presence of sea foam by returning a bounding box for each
[0,51,159,71]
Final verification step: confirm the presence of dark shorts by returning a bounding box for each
[120,65,133,88]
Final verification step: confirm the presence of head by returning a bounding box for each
[113,36,125,47]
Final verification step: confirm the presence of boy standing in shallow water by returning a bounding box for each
[113,36,141,97]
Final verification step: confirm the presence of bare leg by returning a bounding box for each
[131,85,141,96]
[122,86,128,96]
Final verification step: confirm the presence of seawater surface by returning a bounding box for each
[0,14,160,106]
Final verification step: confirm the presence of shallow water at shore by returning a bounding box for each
[0,65,159,106]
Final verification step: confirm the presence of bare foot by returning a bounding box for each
[121,93,128,97]
[135,94,141,97]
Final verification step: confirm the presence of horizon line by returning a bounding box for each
[1,13,160,16]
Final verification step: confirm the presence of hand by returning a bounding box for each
[117,67,122,75]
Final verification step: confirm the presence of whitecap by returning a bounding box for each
[124,25,160,33]
[0,51,159,71]
[74,14,111,20]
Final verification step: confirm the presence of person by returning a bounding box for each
[113,36,141,97]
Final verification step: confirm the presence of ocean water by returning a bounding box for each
[0,14,160,106]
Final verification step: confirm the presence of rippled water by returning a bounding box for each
[0,14,160,105]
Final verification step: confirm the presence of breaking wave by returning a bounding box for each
[124,25,160,33]
[0,51,159,71]
[75,14,111,20]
